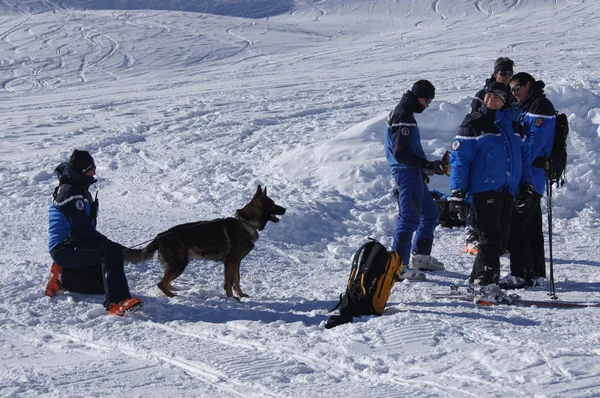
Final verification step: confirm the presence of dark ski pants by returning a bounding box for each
[470,190,513,285]
[50,239,132,308]
[466,202,477,237]
[391,168,439,264]
[506,194,545,279]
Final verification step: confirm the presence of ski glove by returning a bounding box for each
[423,160,446,176]
[448,190,467,221]
[514,183,535,214]
[422,171,430,184]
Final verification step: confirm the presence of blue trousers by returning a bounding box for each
[392,168,439,265]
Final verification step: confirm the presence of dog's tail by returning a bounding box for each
[123,240,159,264]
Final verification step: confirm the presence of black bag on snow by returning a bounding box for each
[325,239,402,329]
[61,265,105,295]
[431,191,466,228]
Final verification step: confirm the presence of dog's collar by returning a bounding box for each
[234,211,259,243]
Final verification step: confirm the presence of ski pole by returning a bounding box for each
[546,170,557,300]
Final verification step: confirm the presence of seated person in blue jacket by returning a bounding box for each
[449,82,533,291]
[385,79,447,280]
[47,149,142,316]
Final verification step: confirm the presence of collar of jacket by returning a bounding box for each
[522,80,546,109]
[401,91,426,114]
[54,162,97,189]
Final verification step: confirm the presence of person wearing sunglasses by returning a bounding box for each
[46,149,143,316]
[449,82,533,296]
[500,72,557,289]
[384,79,446,281]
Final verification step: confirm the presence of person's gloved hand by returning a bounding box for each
[423,160,446,176]
[422,170,430,184]
[514,183,535,214]
[448,189,467,221]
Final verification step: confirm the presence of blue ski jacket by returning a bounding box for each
[385,91,429,174]
[515,80,556,195]
[48,163,105,252]
[450,107,533,197]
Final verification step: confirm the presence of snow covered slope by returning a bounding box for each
[1,0,600,396]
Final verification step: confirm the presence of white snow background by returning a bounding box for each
[2,0,600,397]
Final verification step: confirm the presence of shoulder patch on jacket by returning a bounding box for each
[401,127,410,136]
[535,118,544,127]
[75,199,85,211]
[451,139,461,150]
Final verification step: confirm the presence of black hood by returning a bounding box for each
[54,161,96,188]
[484,74,497,88]
[400,91,426,114]
[522,80,547,107]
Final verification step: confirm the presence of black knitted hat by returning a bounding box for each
[485,81,509,103]
[68,149,95,173]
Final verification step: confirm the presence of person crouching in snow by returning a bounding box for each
[449,82,533,293]
[46,149,142,316]
[384,79,447,280]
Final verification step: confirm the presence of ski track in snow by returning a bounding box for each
[2,0,600,397]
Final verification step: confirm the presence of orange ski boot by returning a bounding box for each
[45,262,63,297]
[107,298,143,316]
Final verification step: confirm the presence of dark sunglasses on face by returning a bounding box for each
[510,84,522,93]
[424,98,433,104]
[498,71,513,77]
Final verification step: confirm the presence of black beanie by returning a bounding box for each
[485,82,509,103]
[69,150,95,173]
[411,82,435,99]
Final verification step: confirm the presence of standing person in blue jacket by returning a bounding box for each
[385,80,446,281]
[500,73,557,288]
[449,82,533,291]
[47,149,143,316]
[465,57,518,254]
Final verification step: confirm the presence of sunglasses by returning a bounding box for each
[498,71,513,77]
[510,84,522,93]
[424,98,433,104]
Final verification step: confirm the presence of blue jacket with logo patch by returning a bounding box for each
[48,162,105,252]
[449,107,533,197]
[515,80,556,195]
[385,91,429,174]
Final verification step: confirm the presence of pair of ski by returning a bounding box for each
[432,285,600,308]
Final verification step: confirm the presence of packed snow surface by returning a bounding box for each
[2,0,600,397]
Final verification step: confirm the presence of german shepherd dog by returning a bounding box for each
[123,185,286,299]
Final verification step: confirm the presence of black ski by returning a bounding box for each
[433,288,600,309]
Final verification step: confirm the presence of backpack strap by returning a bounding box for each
[329,293,347,312]
[324,314,354,329]
[347,241,371,291]
[357,242,384,295]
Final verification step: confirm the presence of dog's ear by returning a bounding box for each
[254,185,263,198]
[263,186,267,197]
